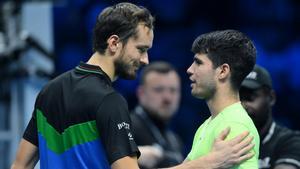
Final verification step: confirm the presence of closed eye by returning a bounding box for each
[138,48,146,54]
[137,45,150,54]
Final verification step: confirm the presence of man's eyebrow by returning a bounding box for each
[137,45,150,49]
[193,57,202,63]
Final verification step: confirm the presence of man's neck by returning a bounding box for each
[87,52,116,81]
[207,87,239,119]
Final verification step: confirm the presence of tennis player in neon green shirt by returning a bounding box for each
[186,29,260,169]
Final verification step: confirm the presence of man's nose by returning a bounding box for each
[140,53,149,65]
[162,90,174,101]
[187,65,193,75]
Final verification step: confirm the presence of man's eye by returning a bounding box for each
[138,48,146,53]
[194,59,202,65]
[153,87,164,93]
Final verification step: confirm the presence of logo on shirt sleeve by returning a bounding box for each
[117,122,134,141]
[117,122,130,130]
[128,132,134,140]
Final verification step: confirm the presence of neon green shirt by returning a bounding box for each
[187,102,259,169]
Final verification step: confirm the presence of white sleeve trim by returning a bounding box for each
[275,158,300,167]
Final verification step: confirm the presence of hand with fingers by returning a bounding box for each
[208,127,255,169]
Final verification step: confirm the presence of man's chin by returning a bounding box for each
[191,92,205,99]
[191,91,199,97]
[124,76,136,80]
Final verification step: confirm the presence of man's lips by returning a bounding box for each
[189,77,195,87]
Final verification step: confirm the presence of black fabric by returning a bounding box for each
[259,122,300,169]
[23,110,38,146]
[23,62,140,165]
[23,91,42,146]
[130,106,183,169]
[96,92,140,164]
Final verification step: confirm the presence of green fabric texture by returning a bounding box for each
[37,109,99,154]
[187,102,260,169]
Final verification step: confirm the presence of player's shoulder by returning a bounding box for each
[103,92,127,104]
[217,107,258,136]
[275,124,300,143]
[220,104,252,124]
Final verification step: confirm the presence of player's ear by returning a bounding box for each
[269,89,276,106]
[107,35,121,53]
[217,63,230,80]
[137,85,147,104]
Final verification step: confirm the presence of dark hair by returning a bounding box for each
[191,29,256,90]
[93,2,155,54]
[139,61,179,85]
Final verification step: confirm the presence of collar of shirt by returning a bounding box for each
[75,61,112,85]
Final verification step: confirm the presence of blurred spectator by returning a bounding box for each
[240,64,300,169]
[130,61,183,169]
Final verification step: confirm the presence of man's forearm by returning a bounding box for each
[11,139,39,169]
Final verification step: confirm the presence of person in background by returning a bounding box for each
[131,61,183,169]
[240,64,300,169]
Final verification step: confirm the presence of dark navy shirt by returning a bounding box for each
[259,122,300,169]
[23,62,140,169]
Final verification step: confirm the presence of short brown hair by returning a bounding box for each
[93,2,155,54]
[139,61,179,85]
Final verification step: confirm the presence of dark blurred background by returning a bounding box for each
[1,0,300,168]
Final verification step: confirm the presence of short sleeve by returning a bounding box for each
[96,92,140,164]
[23,93,42,146]
[23,111,38,146]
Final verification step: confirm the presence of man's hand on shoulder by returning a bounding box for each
[208,127,254,169]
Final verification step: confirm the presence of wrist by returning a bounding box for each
[203,153,219,169]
